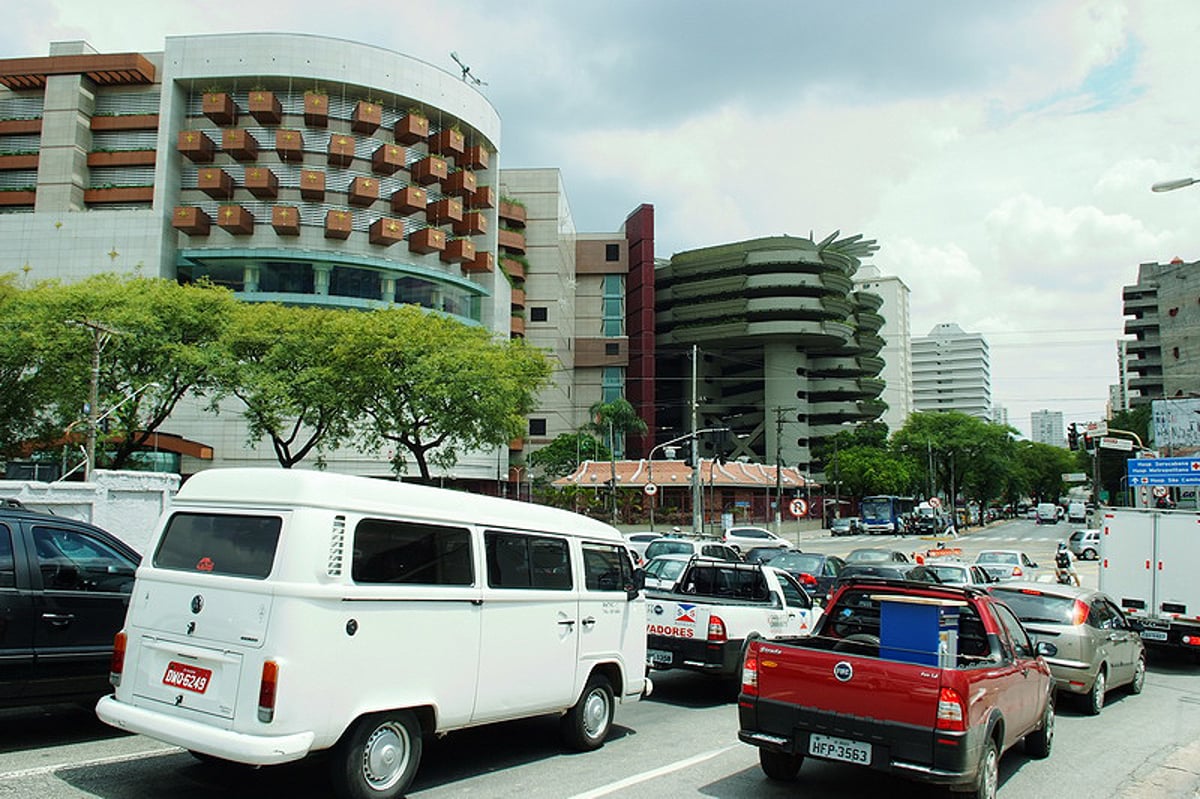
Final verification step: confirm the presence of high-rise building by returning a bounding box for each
[1122,258,1200,406]
[1030,409,1065,447]
[654,235,885,480]
[911,323,992,419]
[853,268,911,434]
[1109,340,1131,416]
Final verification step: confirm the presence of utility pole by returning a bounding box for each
[609,418,618,525]
[690,344,702,534]
[67,319,121,481]
[772,406,792,533]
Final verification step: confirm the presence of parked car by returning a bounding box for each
[643,536,741,563]
[642,554,693,591]
[622,531,661,564]
[845,548,910,564]
[974,549,1043,582]
[829,517,861,536]
[923,559,997,587]
[742,545,789,564]
[987,582,1145,714]
[836,563,942,584]
[765,551,846,604]
[722,526,793,553]
[0,506,140,708]
[1068,528,1101,561]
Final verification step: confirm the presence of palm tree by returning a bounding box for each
[585,398,648,523]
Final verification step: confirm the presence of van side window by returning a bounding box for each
[582,544,629,592]
[352,519,473,586]
[154,513,281,579]
[486,532,572,590]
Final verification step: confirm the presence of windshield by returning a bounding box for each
[645,540,695,559]
[769,553,825,574]
[847,549,893,563]
[860,499,889,520]
[928,564,968,582]
[976,551,1018,565]
[991,589,1077,624]
[646,558,687,579]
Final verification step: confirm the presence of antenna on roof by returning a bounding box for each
[450,52,488,87]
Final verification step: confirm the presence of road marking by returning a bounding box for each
[0,746,182,781]
[567,745,740,799]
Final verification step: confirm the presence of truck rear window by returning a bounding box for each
[154,512,281,579]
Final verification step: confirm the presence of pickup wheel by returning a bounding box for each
[967,738,999,799]
[330,711,421,799]
[759,748,804,781]
[561,673,613,751]
[1024,694,1054,758]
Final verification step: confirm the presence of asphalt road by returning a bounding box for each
[0,518,1196,799]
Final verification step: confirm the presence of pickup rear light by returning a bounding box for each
[707,614,727,643]
[1011,566,1023,577]
[1071,599,1090,626]
[935,687,967,732]
[741,647,759,696]
[109,631,127,687]
[258,659,279,723]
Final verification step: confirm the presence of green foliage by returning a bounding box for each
[586,398,648,452]
[528,431,610,479]
[828,446,915,497]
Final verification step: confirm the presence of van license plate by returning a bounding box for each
[809,733,871,764]
[163,661,213,694]
[1140,630,1168,642]
[647,649,673,665]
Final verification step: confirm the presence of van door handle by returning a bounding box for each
[41,613,76,627]
[558,619,576,629]
[581,616,596,628]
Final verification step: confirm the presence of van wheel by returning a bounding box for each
[759,748,803,781]
[330,711,421,799]
[561,673,613,751]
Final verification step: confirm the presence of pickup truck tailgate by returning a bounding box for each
[745,642,942,767]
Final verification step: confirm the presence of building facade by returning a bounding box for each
[911,322,992,419]
[853,267,911,434]
[0,34,511,479]
[1122,258,1200,406]
[653,234,886,480]
[1030,409,1064,448]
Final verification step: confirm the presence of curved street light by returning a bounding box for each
[1151,177,1199,193]
[645,427,729,532]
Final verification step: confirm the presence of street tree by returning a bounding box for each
[828,445,917,497]
[211,303,360,468]
[528,431,611,480]
[0,275,65,458]
[347,306,551,481]
[586,398,648,454]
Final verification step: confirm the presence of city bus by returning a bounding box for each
[859,495,917,535]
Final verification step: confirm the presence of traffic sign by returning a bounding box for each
[643,482,658,496]
[928,497,942,508]
[1099,436,1134,451]
[1084,421,1108,438]
[1061,472,1088,482]
[1127,456,1200,486]
[789,498,808,517]
[1152,485,1169,498]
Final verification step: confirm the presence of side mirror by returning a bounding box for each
[1029,561,1039,569]
[1036,640,1058,658]
[627,568,646,600]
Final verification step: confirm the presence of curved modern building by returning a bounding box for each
[655,234,886,478]
[0,33,513,478]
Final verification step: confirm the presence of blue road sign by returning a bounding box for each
[1127,456,1200,486]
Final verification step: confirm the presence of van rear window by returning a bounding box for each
[154,513,281,579]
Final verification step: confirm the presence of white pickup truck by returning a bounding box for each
[644,558,821,679]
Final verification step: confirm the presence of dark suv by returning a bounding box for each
[0,506,140,708]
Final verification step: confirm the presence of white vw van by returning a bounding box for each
[97,469,647,798]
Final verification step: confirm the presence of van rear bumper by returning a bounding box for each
[96,696,315,766]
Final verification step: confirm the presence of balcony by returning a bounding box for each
[271,205,301,236]
[201,92,237,125]
[324,209,352,240]
[0,119,40,135]
[84,185,154,204]
[300,169,326,201]
[304,92,328,127]
[328,135,356,167]
[351,100,382,134]
[197,168,234,200]
[497,227,526,254]
[500,256,525,281]
[394,113,429,145]
[444,169,477,197]
[275,129,304,163]
[89,113,158,131]
[248,90,282,125]
[369,217,406,246]
[177,130,215,163]
[216,205,254,235]
[172,206,211,235]
[498,200,526,226]
[510,317,525,338]
[0,190,35,206]
[87,149,156,168]
[410,155,448,186]
[408,226,446,254]
[243,167,279,199]
[440,238,476,264]
[0,154,37,170]
[347,176,379,207]
[221,128,259,161]
[390,185,427,216]
[371,143,406,175]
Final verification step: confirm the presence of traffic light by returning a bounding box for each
[1067,423,1079,450]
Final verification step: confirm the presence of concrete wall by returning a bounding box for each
[0,469,179,553]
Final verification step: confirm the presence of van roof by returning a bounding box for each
[174,468,622,540]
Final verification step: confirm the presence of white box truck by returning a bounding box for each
[1099,508,1200,658]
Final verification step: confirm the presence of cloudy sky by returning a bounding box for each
[7,1,1200,439]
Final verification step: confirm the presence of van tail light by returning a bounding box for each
[109,631,127,687]
[741,645,759,696]
[1071,600,1090,626]
[707,615,727,643]
[258,660,279,723]
[936,687,967,732]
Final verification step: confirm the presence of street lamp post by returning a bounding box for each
[67,319,122,481]
[647,427,729,533]
[1152,177,1199,193]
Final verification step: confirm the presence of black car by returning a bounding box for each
[0,507,140,708]
[837,563,942,585]
[742,545,789,564]
[765,551,846,603]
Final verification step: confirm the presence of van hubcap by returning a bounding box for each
[583,689,610,739]
[363,722,409,789]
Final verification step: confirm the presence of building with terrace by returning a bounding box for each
[652,234,886,481]
[1122,257,1200,406]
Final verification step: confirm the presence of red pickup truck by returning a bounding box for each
[737,578,1056,799]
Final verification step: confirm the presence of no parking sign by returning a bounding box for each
[789,498,808,517]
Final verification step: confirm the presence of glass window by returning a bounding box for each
[777,572,811,609]
[352,519,473,585]
[582,544,629,592]
[259,261,314,293]
[529,418,547,436]
[330,266,381,300]
[605,243,620,261]
[530,307,548,322]
[32,525,138,593]
[486,531,572,590]
[0,524,13,588]
[154,512,281,579]
[992,602,1034,659]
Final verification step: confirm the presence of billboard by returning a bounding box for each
[1151,398,1200,457]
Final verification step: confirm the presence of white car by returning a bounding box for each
[923,559,997,587]
[623,531,662,564]
[642,554,693,590]
[722,526,793,553]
